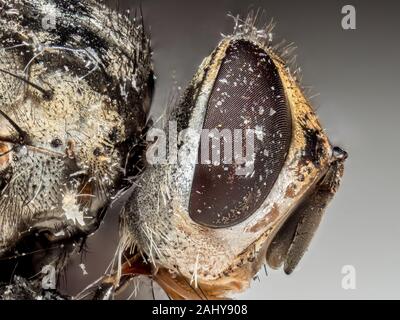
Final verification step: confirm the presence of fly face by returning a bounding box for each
[122,17,347,299]
[0,0,153,268]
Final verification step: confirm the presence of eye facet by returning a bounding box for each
[189,40,292,228]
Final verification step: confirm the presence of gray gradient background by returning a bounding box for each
[61,0,400,299]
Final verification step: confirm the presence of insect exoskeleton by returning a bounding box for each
[0,0,153,283]
[121,16,347,299]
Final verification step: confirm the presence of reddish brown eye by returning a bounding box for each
[0,142,11,170]
[189,40,292,228]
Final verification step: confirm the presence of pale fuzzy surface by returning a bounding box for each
[0,0,152,259]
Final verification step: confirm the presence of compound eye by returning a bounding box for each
[0,142,11,171]
[189,40,292,228]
